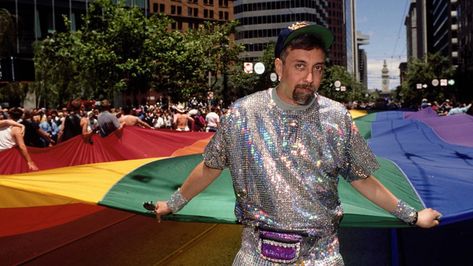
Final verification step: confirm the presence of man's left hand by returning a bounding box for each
[416,208,442,228]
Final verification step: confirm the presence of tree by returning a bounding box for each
[0,8,16,56]
[319,65,367,103]
[228,43,276,102]
[32,0,243,107]
[399,53,456,108]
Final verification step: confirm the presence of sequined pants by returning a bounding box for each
[232,227,344,266]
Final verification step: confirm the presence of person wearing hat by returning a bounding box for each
[152,22,441,264]
[173,103,194,131]
[420,98,430,109]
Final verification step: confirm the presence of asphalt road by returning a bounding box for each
[12,212,473,266]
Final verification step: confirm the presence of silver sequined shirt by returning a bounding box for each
[204,88,379,237]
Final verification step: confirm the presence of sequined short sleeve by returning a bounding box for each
[339,111,379,182]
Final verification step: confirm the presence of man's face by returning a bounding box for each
[275,47,325,106]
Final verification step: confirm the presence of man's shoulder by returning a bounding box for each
[232,89,271,109]
[10,126,21,135]
[317,94,347,113]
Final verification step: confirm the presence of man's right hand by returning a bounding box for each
[155,201,172,222]
[28,161,39,171]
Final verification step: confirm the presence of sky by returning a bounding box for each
[356,0,410,91]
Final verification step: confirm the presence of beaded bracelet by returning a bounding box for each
[166,188,189,213]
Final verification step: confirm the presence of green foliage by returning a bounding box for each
[0,82,29,106]
[228,43,276,102]
[0,8,16,56]
[320,65,367,103]
[399,53,456,107]
[33,0,242,107]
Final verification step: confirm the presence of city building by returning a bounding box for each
[356,31,369,89]
[327,0,347,68]
[148,0,234,31]
[431,0,459,67]
[404,0,459,66]
[233,0,355,74]
[343,0,356,77]
[404,0,429,60]
[405,1,419,59]
[399,62,408,85]
[457,0,473,75]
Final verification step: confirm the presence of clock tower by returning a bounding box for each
[381,60,390,92]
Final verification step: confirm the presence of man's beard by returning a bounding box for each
[292,84,316,105]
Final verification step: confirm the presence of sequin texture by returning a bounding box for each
[203,88,379,264]
[166,188,189,213]
[390,199,417,224]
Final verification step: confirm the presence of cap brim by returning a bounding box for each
[283,24,334,51]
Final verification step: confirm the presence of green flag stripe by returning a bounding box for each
[100,153,422,227]
[99,154,237,223]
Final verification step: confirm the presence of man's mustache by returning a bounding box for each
[295,84,315,92]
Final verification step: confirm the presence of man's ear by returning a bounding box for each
[275,58,283,79]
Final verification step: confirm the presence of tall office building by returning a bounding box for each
[343,0,356,77]
[327,0,347,67]
[405,1,419,59]
[233,0,350,70]
[405,0,459,66]
[457,0,472,74]
[356,31,369,88]
[404,0,429,60]
[431,0,459,67]
[148,0,234,31]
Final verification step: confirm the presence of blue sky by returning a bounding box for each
[356,0,410,91]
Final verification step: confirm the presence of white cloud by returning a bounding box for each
[366,57,405,91]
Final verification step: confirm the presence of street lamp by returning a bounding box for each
[10,56,15,81]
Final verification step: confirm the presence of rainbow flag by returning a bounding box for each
[1,109,473,263]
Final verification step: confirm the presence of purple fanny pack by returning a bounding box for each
[258,229,304,263]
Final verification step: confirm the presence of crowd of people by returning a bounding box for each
[0,97,227,171]
[420,98,472,116]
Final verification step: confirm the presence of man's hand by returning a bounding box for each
[27,161,39,171]
[155,201,172,222]
[416,208,442,228]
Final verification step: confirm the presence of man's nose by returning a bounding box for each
[304,70,314,83]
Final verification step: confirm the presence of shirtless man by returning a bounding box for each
[118,106,153,129]
[173,105,194,131]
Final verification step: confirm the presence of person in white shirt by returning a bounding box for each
[0,108,39,171]
[205,106,220,132]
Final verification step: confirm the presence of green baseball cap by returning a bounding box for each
[275,22,334,58]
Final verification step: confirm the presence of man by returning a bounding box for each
[205,106,220,132]
[0,108,39,171]
[154,22,441,265]
[97,99,125,137]
[21,110,54,147]
[173,104,194,131]
[58,99,92,143]
[447,102,472,116]
[119,106,154,129]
